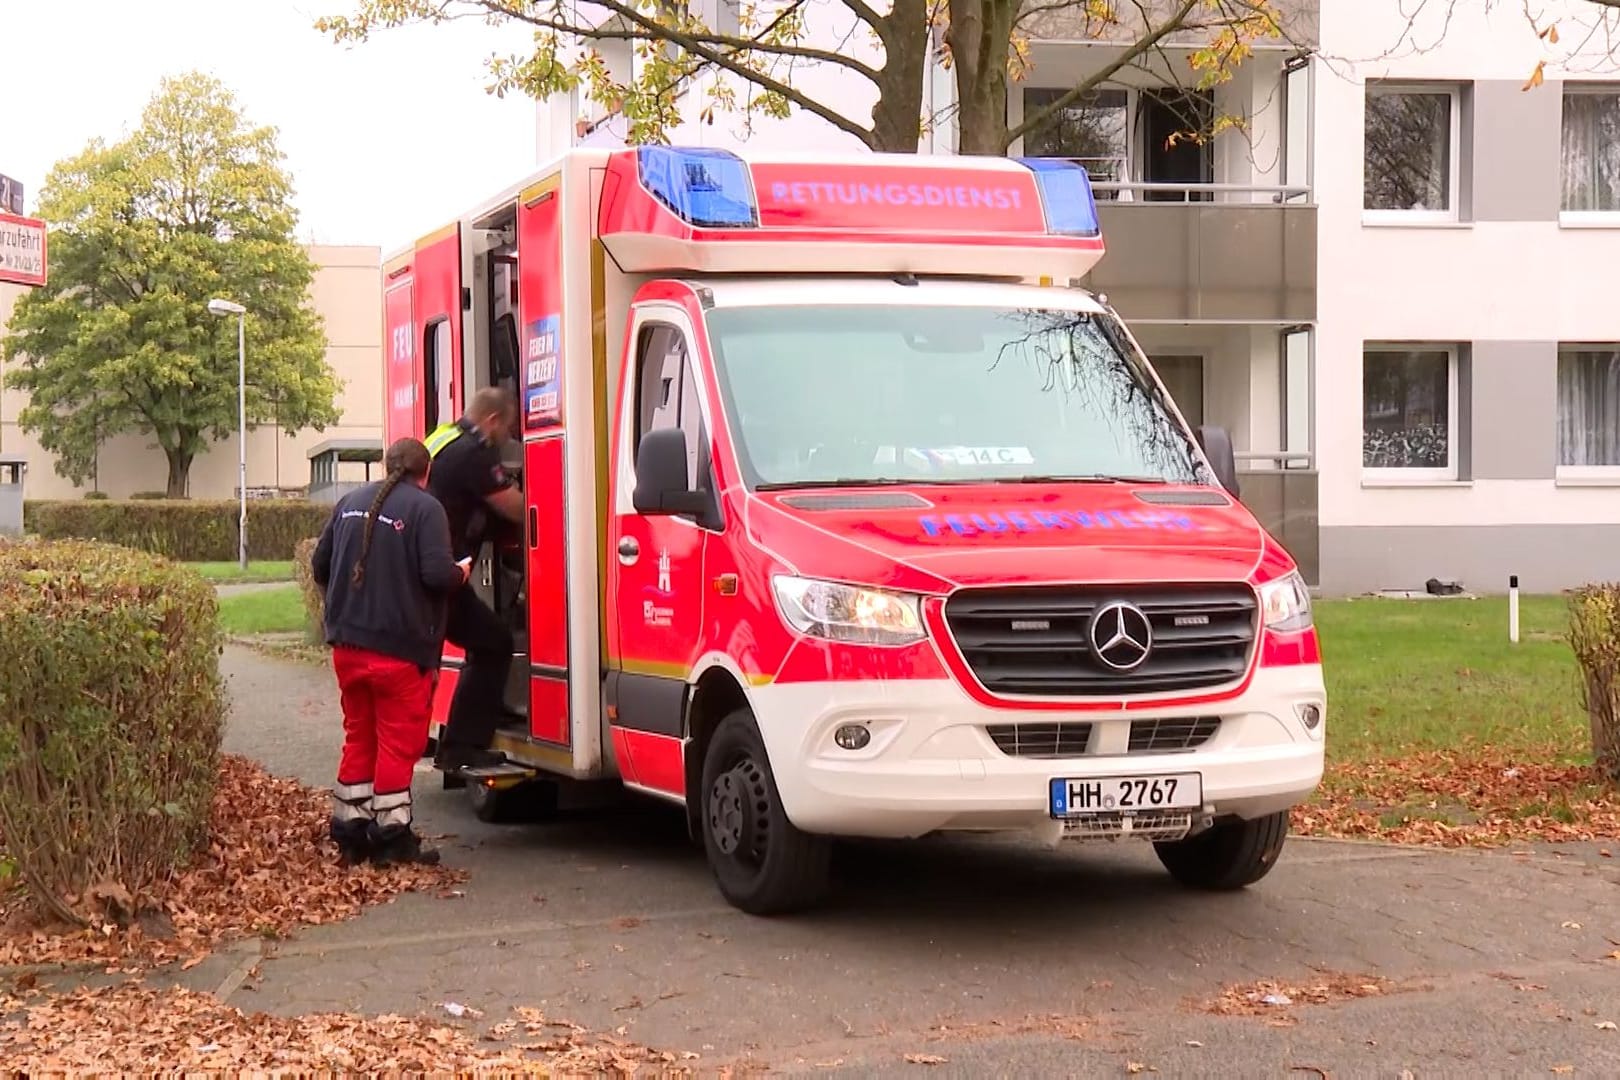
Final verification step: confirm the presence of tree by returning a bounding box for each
[2,73,338,498]
[317,0,1298,155]
[319,0,1620,160]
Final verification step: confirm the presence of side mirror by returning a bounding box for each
[1195,425,1241,498]
[633,428,712,518]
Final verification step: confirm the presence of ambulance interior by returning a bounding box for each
[463,206,534,722]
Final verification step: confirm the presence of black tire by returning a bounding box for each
[700,708,831,915]
[1154,810,1289,891]
[468,778,559,824]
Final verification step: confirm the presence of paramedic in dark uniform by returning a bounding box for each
[423,387,525,771]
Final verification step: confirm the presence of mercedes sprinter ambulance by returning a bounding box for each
[379,147,1326,914]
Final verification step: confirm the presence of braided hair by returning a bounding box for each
[351,437,433,589]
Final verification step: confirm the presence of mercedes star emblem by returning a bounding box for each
[1088,601,1154,671]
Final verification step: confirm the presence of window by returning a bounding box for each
[1149,356,1205,427]
[1022,88,1130,195]
[634,323,705,489]
[1281,328,1313,470]
[1362,346,1458,479]
[423,319,454,430]
[1364,84,1461,219]
[705,303,1205,489]
[1558,347,1620,475]
[1561,88,1620,217]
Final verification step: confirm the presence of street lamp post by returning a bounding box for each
[207,298,248,570]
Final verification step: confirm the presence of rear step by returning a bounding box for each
[461,762,537,781]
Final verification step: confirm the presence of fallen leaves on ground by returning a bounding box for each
[1201,973,1404,1025]
[904,1052,949,1066]
[1293,752,1620,847]
[0,755,465,970]
[0,983,688,1074]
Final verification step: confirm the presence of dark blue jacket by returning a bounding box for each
[311,479,463,670]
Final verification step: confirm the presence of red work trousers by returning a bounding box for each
[333,645,435,804]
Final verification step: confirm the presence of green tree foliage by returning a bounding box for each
[316,1,1297,155]
[2,73,339,498]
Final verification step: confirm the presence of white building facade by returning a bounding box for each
[538,0,1620,595]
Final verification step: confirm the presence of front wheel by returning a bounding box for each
[700,708,831,915]
[1153,811,1289,891]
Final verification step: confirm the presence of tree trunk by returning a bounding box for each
[946,0,1017,156]
[164,448,193,499]
[869,0,929,152]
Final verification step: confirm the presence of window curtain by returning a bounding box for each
[1559,349,1620,466]
[1562,93,1620,212]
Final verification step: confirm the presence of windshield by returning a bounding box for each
[705,303,1207,490]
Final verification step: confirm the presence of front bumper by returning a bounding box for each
[749,664,1326,840]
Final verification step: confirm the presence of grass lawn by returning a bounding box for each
[217,585,308,637]
[190,560,296,584]
[1317,594,1585,764]
[1307,594,1614,845]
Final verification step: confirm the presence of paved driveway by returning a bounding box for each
[212,647,1620,1075]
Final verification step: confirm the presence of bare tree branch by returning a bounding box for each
[472,0,879,144]
[1006,0,1201,148]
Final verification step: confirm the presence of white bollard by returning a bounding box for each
[1509,574,1520,644]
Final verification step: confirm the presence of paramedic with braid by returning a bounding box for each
[311,437,471,867]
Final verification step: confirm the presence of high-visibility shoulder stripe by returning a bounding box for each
[424,423,461,457]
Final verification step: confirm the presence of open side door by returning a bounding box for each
[382,256,417,442]
[517,177,570,747]
[413,224,465,432]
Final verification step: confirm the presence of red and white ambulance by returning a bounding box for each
[379,146,1326,914]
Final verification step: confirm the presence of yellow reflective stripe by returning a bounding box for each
[424,423,460,458]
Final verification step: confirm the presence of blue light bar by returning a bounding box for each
[1014,158,1102,238]
[636,146,759,229]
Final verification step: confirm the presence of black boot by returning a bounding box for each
[369,823,442,867]
[330,817,373,868]
[368,789,441,866]
[330,781,375,868]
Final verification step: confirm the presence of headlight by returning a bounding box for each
[771,576,926,646]
[1259,571,1313,633]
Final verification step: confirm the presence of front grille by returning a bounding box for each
[986,722,1093,758]
[944,584,1258,697]
[1128,717,1221,753]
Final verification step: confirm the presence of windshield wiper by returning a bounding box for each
[756,477,913,491]
[1000,474,1173,485]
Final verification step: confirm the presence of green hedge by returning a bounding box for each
[23,499,332,561]
[0,540,225,924]
[293,536,328,646]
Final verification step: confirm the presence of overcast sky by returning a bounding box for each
[4,0,542,251]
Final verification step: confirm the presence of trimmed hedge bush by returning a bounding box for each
[293,536,328,646]
[0,540,225,924]
[1570,584,1620,783]
[24,499,331,561]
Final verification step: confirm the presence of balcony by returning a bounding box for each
[1085,181,1318,325]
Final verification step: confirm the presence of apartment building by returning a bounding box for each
[0,245,385,501]
[537,0,1618,594]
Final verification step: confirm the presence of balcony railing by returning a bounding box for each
[1081,180,1317,325]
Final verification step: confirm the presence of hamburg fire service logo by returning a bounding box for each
[657,549,672,595]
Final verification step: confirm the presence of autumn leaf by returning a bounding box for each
[0,756,467,971]
[0,985,689,1072]
[905,1052,949,1065]
[1524,60,1547,91]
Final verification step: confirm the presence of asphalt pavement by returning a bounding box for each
[210,646,1620,1076]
